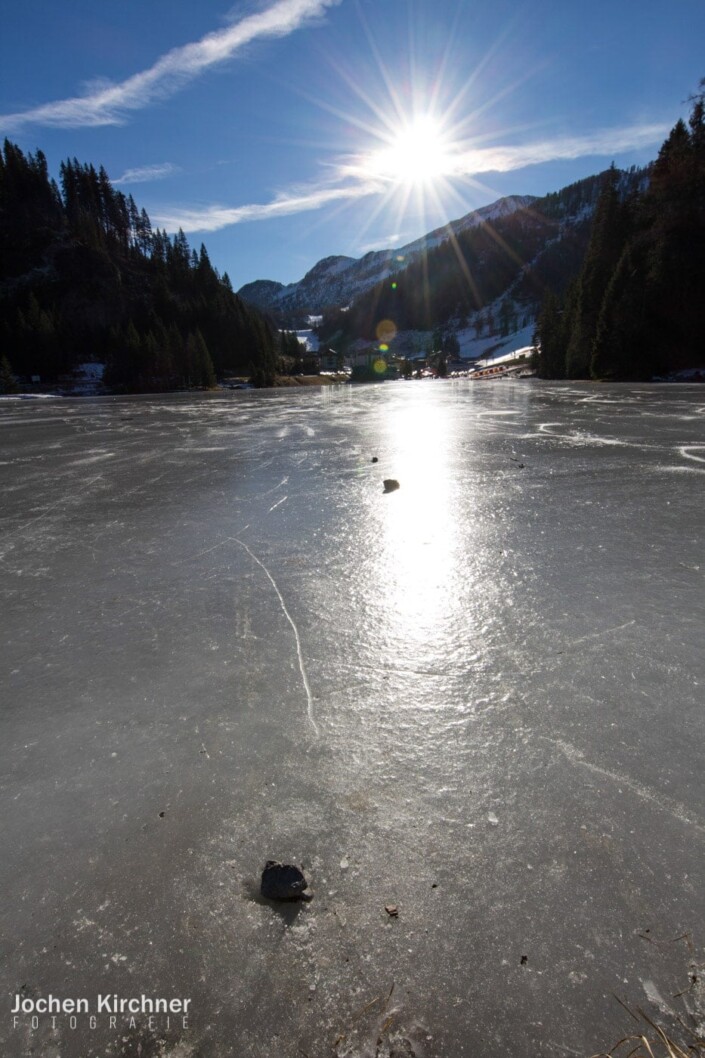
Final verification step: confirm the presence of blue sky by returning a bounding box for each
[1,0,703,290]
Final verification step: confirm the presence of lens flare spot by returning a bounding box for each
[379,343,389,352]
[376,319,397,342]
[391,282,398,290]
[372,358,387,374]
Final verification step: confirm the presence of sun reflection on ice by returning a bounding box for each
[377,396,468,668]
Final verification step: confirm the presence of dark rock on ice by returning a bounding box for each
[383,479,400,493]
[371,456,379,463]
[260,860,311,901]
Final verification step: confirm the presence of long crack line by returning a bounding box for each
[233,537,319,738]
[544,737,705,836]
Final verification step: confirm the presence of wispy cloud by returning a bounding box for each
[115,163,180,185]
[152,121,667,234]
[152,177,384,232]
[443,123,670,176]
[0,0,339,132]
[346,122,670,181]
[357,233,404,253]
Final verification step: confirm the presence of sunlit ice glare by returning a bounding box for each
[375,396,470,675]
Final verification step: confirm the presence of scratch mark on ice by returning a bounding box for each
[233,537,319,737]
[0,473,104,545]
[176,526,251,565]
[70,452,115,466]
[679,445,705,465]
[562,620,635,649]
[268,495,288,513]
[543,737,705,836]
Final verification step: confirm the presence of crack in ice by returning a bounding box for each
[233,537,319,738]
[544,737,705,836]
[562,619,636,649]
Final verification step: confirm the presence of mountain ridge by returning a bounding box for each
[238,194,537,319]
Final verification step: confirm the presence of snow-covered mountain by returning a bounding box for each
[238,195,536,317]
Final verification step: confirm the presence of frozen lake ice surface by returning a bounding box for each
[1,380,704,1058]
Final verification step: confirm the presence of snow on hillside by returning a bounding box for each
[294,329,319,352]
[400,195,536,259]
[457,321,536,363]
[237,195,536,316]
[375,318,536,366]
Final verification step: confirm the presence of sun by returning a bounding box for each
[361,114,455,188]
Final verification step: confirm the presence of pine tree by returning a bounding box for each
[249,317,277,387]
[0,355,19,393]
[565,166,632,378]
[171,229,191,272]
[0,138,281,389]
[584,85,705,380]
[499,298,512,337]
[136,209,152,256]
[187,330,217,388]
[591,246,651,379]
[534,291,566,378]
[167,325,187,387]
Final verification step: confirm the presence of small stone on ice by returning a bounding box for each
[339,857,349,870]
[260,861,310,901]
[488,812,499,825]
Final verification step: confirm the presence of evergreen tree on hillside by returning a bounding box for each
[0,140,63,276]
[0,355,19,393]
[638,92,705,369]
[590,84,705,379]
[0,140,279,389]
[187,329,217,388]
[591,245,651,379]
[249,317,277,387]
[565,166,633,378]
[534,291,566,378]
